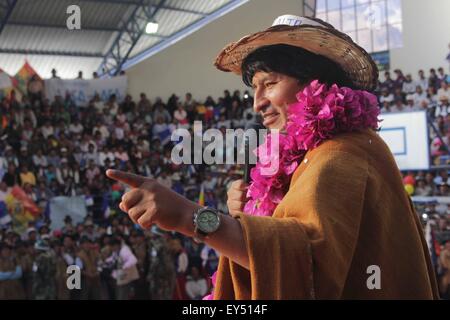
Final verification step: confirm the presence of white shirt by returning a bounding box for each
[415,78,428,91]
[379,94,394,104]
[185,277,208,300]
[402,81,416,94]
[437,88,450,101]
[41,126,54,139]
[413,92,427,106]
[177,251,188,274]
[69,123,84,135]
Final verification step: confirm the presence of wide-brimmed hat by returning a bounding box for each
[214,15,378,91]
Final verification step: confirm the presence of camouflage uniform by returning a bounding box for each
[32,250,57,300]
[146,235,176,300]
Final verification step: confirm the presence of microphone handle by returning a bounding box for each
[243,136,251,184]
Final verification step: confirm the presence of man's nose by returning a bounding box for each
[253,90,270,113]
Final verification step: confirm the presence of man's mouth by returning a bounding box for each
[262,111,280,126]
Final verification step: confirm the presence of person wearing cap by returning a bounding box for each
[434,94,450,118]
[106,15,439,299]
[405,94,420,112]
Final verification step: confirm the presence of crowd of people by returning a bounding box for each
[0,66,449,299]
[374,67,450,165]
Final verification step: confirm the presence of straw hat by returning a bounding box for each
[214,15,378,91]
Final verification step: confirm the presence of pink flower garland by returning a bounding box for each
[203,80,380,299]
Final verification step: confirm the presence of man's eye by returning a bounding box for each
[265,82,276,88]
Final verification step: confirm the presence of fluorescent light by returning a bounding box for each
[145,22,158,34]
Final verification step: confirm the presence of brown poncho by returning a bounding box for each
[214,129,439,299]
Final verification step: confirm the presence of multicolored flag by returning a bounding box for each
[0,68,17,100]
[14,61,41,95]
[4,186,41,234]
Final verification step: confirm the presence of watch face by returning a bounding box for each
[197,210,220,233]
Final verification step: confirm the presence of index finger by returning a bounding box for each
[106,169,147,188]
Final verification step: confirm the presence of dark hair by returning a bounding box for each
[241,44,356,89]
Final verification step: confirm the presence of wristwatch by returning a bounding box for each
[193,207,221,243]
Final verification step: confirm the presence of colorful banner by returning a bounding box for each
[14,61,41,95]
[0,68,17,100]
[45,75,128,106]
[3,186,41,234]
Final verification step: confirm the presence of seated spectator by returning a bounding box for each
[93,120,110,140]
[415,179,433,196]
[438,67,448,83]
[153,103,172,124]
[437,81,450,102]
[136,137,150,158]
[402,74,416,94]
[438,182,450,197]
[85,160,100,186]
[184,266,208,300]
[405,95,420,111]
[2,163,18,187]
[69,118,84,135]
[174,103,188,126]
[99,146,115,167]
[19,165,36,187]
[41,121,54,139]
[152,117,171,146]
[114,145,129,163]
[434,96,449,118]
[389,99,405,113]
[137,93,152,113]
[379,87,394,105]
[105,94,119,116]
[85,143,99,165]
[413,85,427,107]
[417,69,429,91]
[393,69,406,90]
[157,170,172,189]
[429,68,440,90]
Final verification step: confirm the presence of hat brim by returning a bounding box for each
[214,24,378,91]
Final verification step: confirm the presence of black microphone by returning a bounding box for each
[243,118,265,184]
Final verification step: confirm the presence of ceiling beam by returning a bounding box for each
[0,48,104,58]
[0,0,18,35]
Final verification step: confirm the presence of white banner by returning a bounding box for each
[49,196,88,231]
[44,75,128,106]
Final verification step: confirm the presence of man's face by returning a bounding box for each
[63,237,73,248]
[251,71,304,131]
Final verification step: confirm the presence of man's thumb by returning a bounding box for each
[106,169,147,188]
